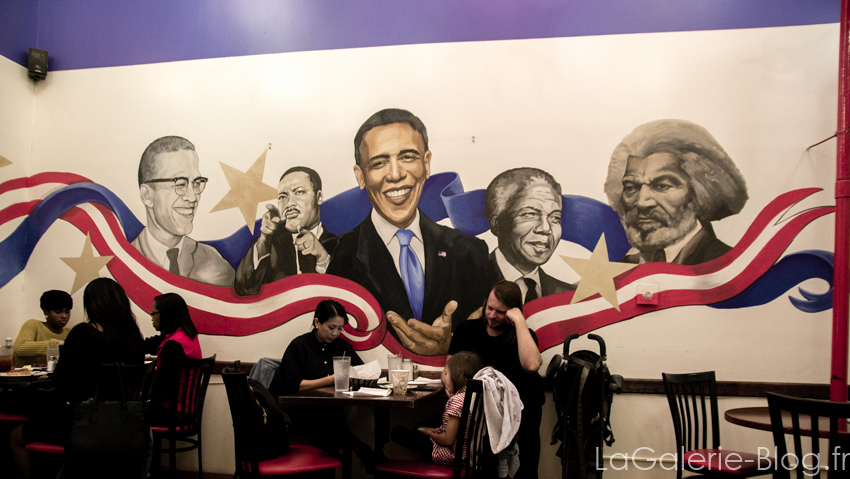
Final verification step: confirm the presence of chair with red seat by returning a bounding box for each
[663,371,773,478]
[0,412,28,424]
[151,355,215,479]
[17,378,65,479]
[376,379,491,479]
[767,392,850,478]
[27,362,156,479]
[221,365,341,478]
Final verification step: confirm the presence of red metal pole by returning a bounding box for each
[832,0,850,403]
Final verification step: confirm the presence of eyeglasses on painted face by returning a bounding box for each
[144,177,208,195]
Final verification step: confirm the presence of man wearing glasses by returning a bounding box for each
[133,136,235,286]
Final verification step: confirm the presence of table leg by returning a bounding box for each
[342,446,352,479]
[375,408,390,462]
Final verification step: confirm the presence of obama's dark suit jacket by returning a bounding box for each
[327,210,491,335]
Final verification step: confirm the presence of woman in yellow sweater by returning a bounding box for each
[13,290,72,367]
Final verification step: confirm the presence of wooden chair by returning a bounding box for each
[221,365,341,478]
[376,379,491,479]
[151,355,215,479]
[767,392,850,478]
[662,371,773,478]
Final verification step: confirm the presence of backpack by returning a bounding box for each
[547,333,622,479]
[225,360,292,461]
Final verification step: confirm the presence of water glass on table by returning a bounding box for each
[387,354,401,381]
[402,358,414,380]
[391,369,409,395]
[333,356,351,392]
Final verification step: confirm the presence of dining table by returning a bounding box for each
[0,370,50,388]
[278,381,446,475]
[725,406,850,440]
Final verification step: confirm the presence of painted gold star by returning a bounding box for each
[60,233,113,294]
[209,149,278,234]
[561,234,636,311]
[0,155,12,168]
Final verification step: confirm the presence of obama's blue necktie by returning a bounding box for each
[396,229,424,320]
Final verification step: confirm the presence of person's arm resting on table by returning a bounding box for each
[13,320,52,359]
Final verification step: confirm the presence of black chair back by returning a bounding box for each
[221,365,264,474]
[158,354,215,432]
[767,392,850,479]
[453,378,490,478]
[98,361,156,402]
[662,371,721,475]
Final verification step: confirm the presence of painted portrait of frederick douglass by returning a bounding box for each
[604,119,748,265]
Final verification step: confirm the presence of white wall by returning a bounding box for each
[0,55,35,341]
[0,23,840,476]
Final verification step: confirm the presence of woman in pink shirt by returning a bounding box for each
[143,293,202,413]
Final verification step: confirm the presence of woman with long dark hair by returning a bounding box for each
[143,292,203,413]
[268,300,376,473]
[143,292,202,370]
[10,278,144,478]
[55,278,145,401]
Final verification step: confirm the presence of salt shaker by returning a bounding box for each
[46,339,60,372]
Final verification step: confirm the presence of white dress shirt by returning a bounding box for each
[494,248,542,299]
[371,209,426,277]
[144,228,186,269]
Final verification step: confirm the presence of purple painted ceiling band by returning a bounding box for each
[0,0,841,71]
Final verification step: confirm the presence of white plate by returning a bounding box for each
[409,379,441,385]
[0,371,47,377]
[380,384,418,390]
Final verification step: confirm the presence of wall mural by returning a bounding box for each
[0,109,834,366]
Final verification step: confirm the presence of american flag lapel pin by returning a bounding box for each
[437,251,447,257]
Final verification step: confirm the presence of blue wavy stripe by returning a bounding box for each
[0,183,143,288]
[321,172,631,260]
[202,224,257,270]
[709,250,833,313]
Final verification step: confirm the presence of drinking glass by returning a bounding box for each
[387,354,401,381]
[391,370,409,395]
[402,358,414,380]
[333,356,351,392]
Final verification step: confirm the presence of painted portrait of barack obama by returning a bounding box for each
[327,108,490,356]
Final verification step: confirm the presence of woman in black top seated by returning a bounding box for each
[268,300,376,473]
[10,277,144,478]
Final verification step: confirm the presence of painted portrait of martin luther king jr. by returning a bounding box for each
[604,119,748,265]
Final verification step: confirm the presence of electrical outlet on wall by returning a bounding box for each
[636,283,659,305]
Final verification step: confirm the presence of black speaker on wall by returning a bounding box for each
[27,48,48,81]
